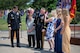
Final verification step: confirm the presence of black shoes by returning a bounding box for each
[40,48,43,50]
[11,45,20,48]
[35,47,43,50]
[27,45,31,48]
[17,45,20,47]
[11,45,14,47]
[35,47,39,49]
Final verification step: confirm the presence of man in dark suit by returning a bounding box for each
[7,6,21,47]
[34,8,46,50]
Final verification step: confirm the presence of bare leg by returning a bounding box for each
[48,40,52,49]
[51,38,54,49]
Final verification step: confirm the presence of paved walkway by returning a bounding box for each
[0,31,80,53]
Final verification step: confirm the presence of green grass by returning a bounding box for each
[0,18,8,30]
[21,14,27,30]
[0,14,27,31]
[0,13,80,31]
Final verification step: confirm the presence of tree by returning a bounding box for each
[30,0,57,12]
[0,0,30,10]
[77,0,80,11]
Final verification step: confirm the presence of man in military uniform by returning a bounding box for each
[7,6,21,47]
[34,8,47,50]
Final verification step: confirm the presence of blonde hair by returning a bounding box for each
[56,8,64,22]
[41,8,45,11]
[56,8,62,18]
[56,8,62,15]
[62,8,70,16]
[51,10,57,18]
[27,7,31,11]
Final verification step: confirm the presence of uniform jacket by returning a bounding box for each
[7,11,21,30]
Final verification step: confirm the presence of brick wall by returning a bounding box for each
[70,24,80,31]
[70,24,80,45]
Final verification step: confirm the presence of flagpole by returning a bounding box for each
[73,15,75,38]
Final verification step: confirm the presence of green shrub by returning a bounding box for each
[70,11,80,24]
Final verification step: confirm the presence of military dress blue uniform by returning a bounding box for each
[7,11,21,47]
[34,13,47,50]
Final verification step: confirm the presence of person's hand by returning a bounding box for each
[42,29,45,32]
[61,30,64,35]
[20,25,21,29]
[9,27,11,30]
[27,30,32,33]
[44,13,47,18]
[19,24,22,28]
[60,28,65,35]
[54,29,57,33]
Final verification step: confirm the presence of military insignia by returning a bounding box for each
[11,14,13,17]
[11,14,14,19]
[17,12,19,18]
[17,12,19,15]
[41,16,44,19]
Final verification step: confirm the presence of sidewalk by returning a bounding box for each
[0,31,80,53]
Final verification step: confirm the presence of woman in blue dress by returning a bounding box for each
[54,9,63,53]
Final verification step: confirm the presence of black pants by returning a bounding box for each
[28,35,35,47]
[11,29,20,46]
[36,29,43,49]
